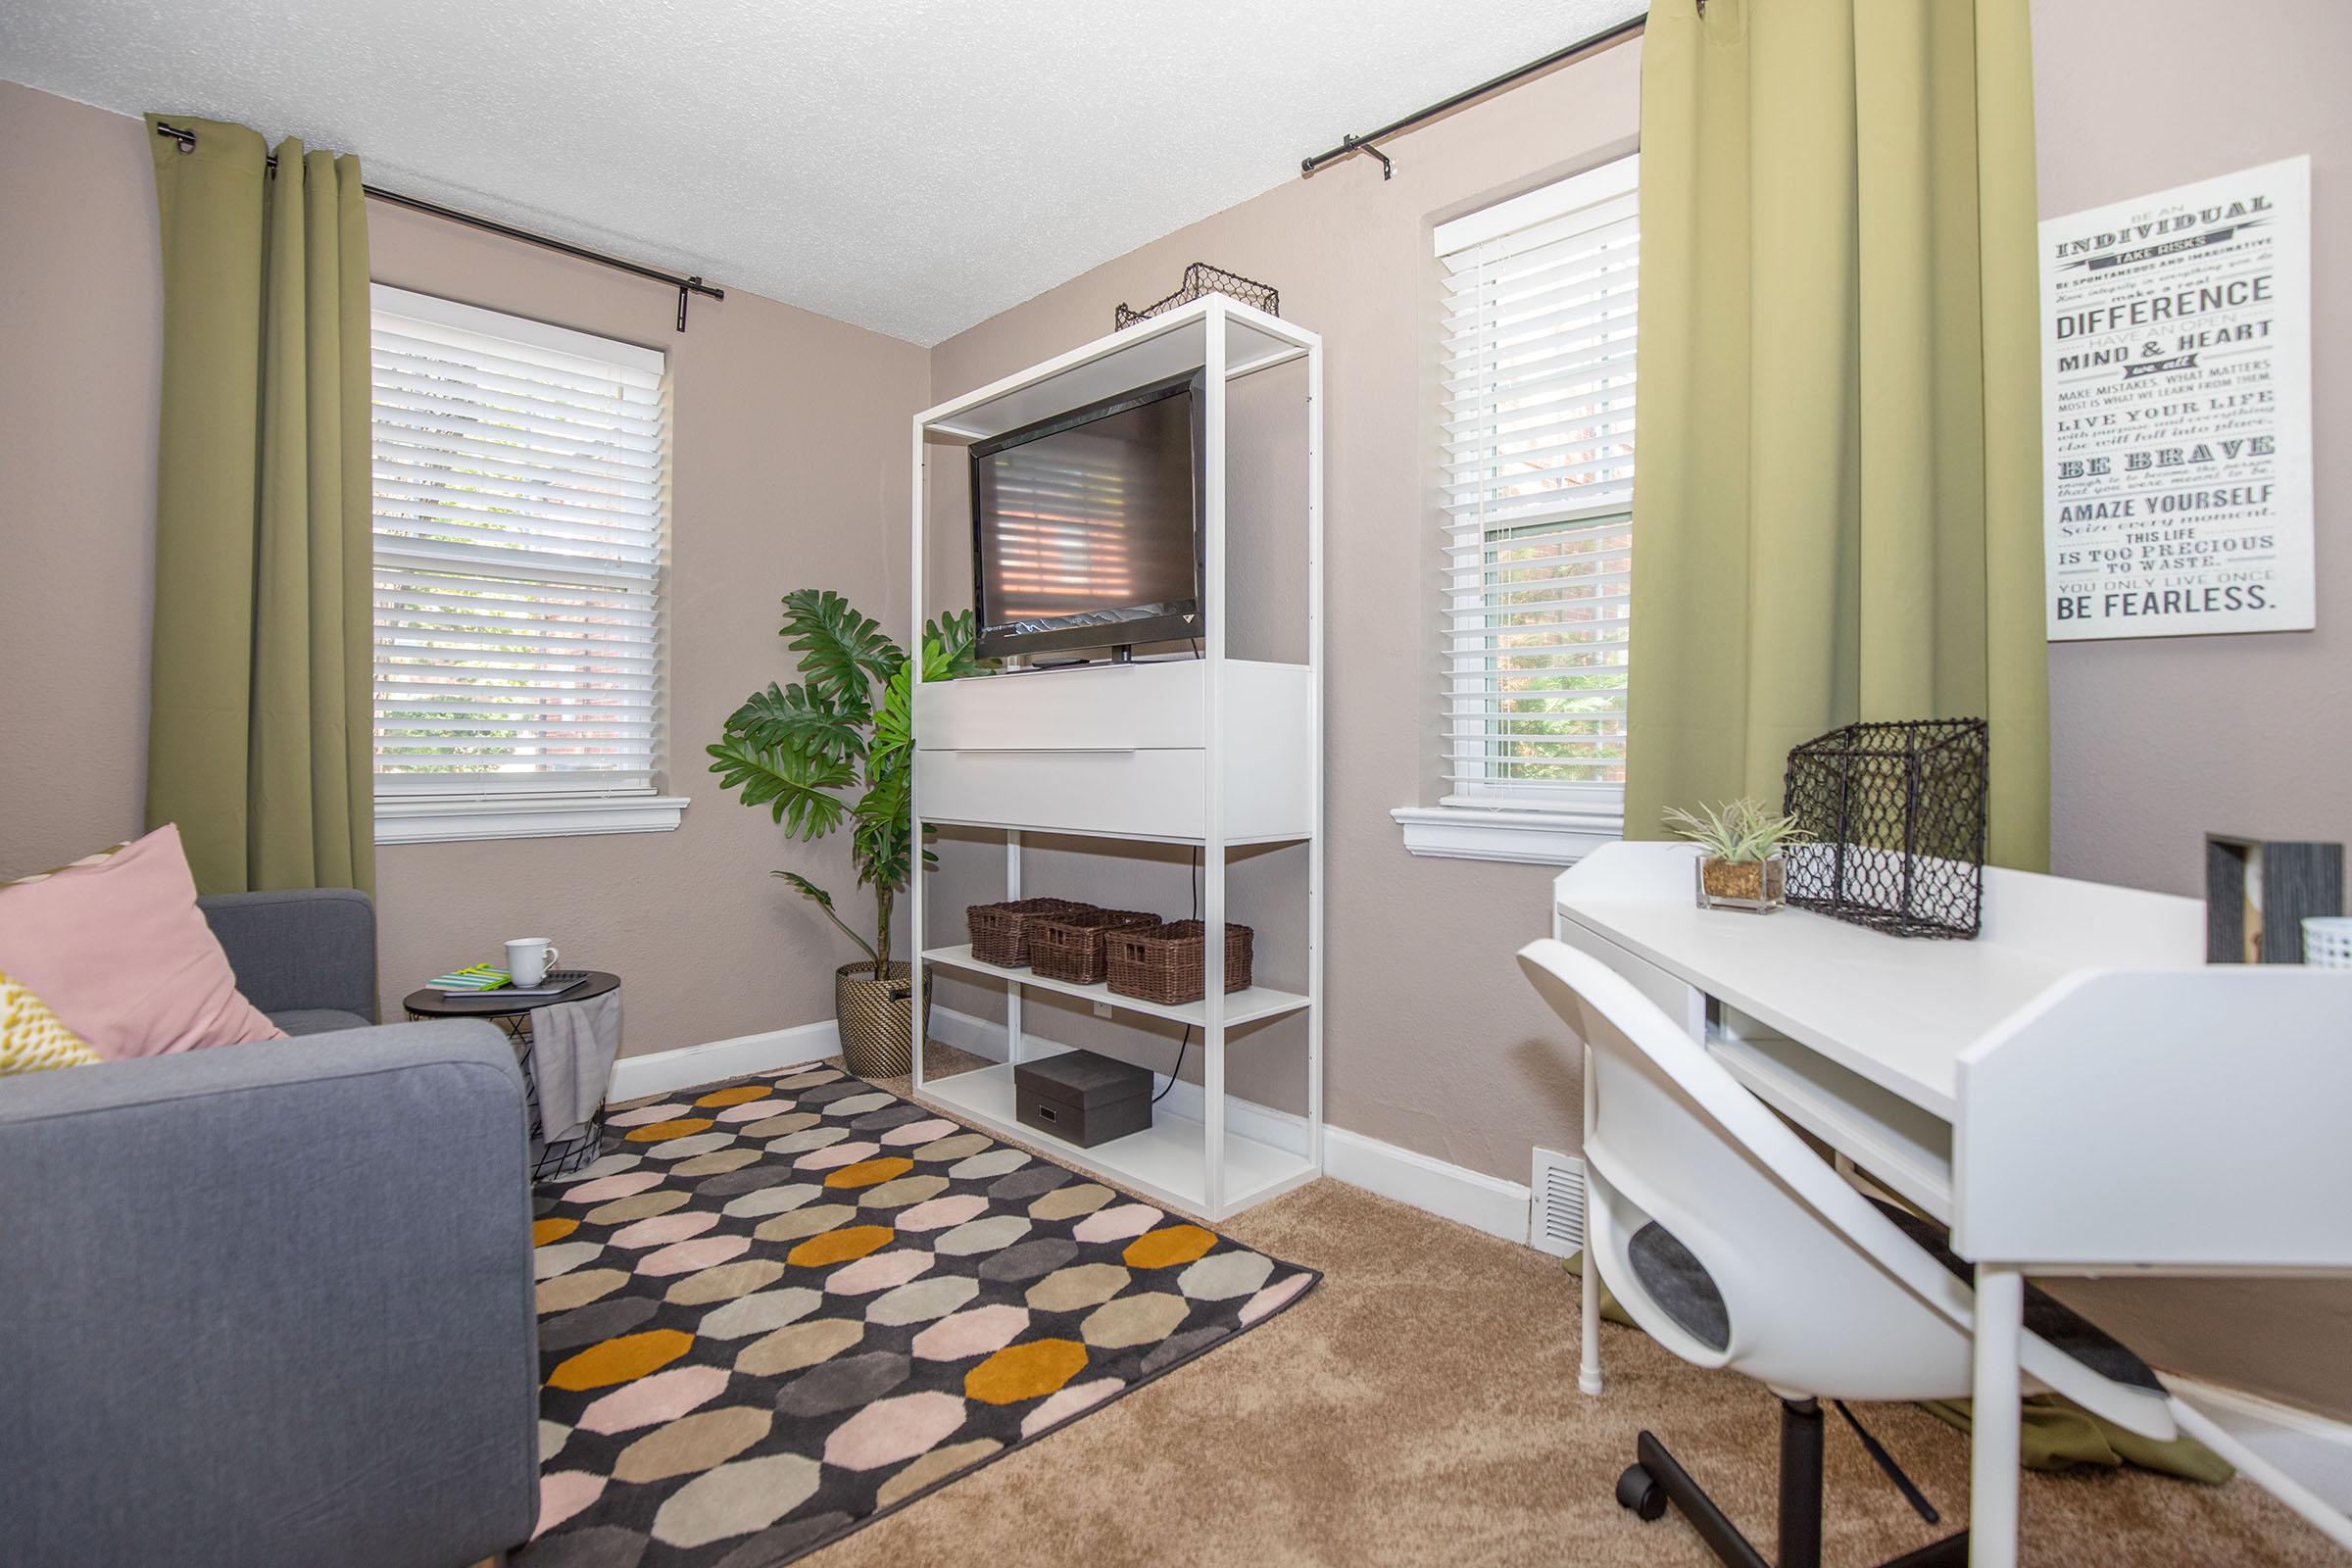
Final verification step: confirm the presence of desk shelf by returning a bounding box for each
[1705,1025,1954,1222]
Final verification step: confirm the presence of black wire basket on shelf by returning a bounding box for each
[1780,718,1989,939]
[1114,263,1280,329]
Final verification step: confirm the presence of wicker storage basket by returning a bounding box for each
[967,898,1095,968]
[1104,920,1253,1005]
[1029,908,1161,986]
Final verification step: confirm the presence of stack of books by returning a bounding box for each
[426,964,591,1002]
[429,964,511,992]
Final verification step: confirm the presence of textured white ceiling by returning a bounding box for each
[1,0,1642,345]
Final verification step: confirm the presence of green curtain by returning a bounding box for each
[145,117,374,895]
[1623,0,2048,870]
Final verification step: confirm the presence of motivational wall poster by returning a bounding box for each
[2040,155,2313,640]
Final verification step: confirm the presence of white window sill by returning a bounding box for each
[375,794,690,846]
[1391,802,1623,867]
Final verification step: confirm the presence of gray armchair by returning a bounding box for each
[200,886,381,1033]
[0,890,542,1567]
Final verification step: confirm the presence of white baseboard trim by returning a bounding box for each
[927,1006,1533,1243]
[2164,1374,2352,1533]
[929,1004,1005,1062]
[1324,1127,1534,1243]
[606,1018,838,1102]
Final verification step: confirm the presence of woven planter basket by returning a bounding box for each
[967,898,1095,968]
[1104,920,1253,1006]
[834,959,932,1080]
[1028,908,1160,986]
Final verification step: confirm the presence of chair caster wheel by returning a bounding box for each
[1616,1462,1666,1521]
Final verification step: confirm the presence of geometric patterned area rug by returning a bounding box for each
[515,1064,1319,1568]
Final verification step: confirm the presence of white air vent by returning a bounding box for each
[1529,1148,1587,1257]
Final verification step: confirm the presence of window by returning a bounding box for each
[368,284,684,843]
[1396,155,1638,865]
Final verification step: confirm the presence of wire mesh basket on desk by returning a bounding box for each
[1781,718,1988,939]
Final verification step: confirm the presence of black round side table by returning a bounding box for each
[405,971,621,1182]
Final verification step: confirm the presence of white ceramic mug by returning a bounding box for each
[506,937,561,987]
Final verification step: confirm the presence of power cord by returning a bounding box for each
[1152,846,1202,1105]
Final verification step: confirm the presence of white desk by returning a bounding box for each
[1552,840,2352,1567]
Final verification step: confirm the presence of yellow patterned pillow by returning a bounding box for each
[0,968,106,1075]
[1,839,129,888]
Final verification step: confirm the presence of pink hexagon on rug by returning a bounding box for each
[533,1470,608,1538]
[637,1235,752,1277]
[823,1249,933,1297]
[879,1117,959,1146]
[910,1303,1031,1362]
[607,1212,714,1250]
[577,1364,732,1435]
[1073,1202,1163,1245]
[821,1391,970,1471]
[1019,1377,1123,1440]
[794,1140,883,1171]
[560,1170,666,1204]
[605,1102,689,1127]
[611,1211,720,1250]
[893,1193,989,1233]
[1241,1270,1313,1326]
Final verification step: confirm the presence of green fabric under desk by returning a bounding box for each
[1561,1252,2229,1485]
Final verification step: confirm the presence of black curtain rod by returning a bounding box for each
[152,121,724,331]
[1300,11,1648,180]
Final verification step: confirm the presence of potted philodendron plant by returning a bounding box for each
[710,589,983,1078]
[1664,798,1808,914]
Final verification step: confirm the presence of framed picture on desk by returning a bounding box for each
[2205,835,2343,964]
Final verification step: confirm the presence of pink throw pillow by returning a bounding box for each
[0,824,286,1057]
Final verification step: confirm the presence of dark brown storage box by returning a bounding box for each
[1104,920,1253,1005]
[1028,907,1160,985]
[966,897,1094,968]
[1013,1049,1152,1148]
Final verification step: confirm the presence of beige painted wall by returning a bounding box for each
[0,81,160,881]
[2028,0,2352,1419]
[0,80,930,1055]
[2040,0,2351,899]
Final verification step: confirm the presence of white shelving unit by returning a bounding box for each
[908,296,1323,1222]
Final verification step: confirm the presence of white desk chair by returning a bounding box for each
[1518,938,2178,1568]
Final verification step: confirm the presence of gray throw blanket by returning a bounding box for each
[528,988,622,1146]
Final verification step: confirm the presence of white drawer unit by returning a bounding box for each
[915,659,1313,844]
[916,660,1210,751]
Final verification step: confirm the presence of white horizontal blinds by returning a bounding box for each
[1436,154,1638,802]
[369,284,669,796]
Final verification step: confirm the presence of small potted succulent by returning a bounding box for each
[1664,798,1808,914]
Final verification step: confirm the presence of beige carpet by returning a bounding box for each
[793,1050,2339,1568]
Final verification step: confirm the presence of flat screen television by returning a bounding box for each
[969,372,1202,661]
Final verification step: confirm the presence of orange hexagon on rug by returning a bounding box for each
[786,1224,896,1268]
[533,1216,581,1248]
[964,1338,1088,1404]
[549,1328,695,1392]
[695,1085,772,1108]
[624,1118,715,1144]
[1121,1224,1216,1269]
[823,1156,915,1190]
